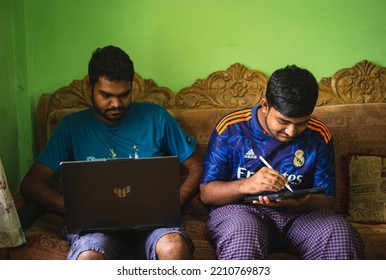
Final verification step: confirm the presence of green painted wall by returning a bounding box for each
[0,0,33,195]
[0,0,18,192]
[2,0,386,194]
[28,0,386,97]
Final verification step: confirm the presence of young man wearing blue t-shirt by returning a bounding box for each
[200,65,364,259]
[20,45,202,260]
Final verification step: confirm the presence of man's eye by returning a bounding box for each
[120,91,131,98]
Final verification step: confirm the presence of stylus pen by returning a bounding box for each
[258,155,294,192]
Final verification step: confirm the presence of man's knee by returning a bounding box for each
[156,232,191,260]
[77,250,106,260]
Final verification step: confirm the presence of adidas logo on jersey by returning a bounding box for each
[244,149,257,159]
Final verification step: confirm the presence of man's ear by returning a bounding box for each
[86,77,92,95]
[261,99,269,115]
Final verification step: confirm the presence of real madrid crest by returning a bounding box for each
[293,149,305,167]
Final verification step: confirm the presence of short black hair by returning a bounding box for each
[88,45,135,88]
[265,65,319,118]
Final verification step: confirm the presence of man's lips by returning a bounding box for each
[106,108,124,114]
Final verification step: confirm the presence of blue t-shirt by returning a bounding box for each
[38,102,196,172]
[201,105,335,197]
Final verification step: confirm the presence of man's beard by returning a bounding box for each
[92,98,129,123]
[101,107,127,122]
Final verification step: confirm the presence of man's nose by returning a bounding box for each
[110,96,121,107]
[285,124,297,137]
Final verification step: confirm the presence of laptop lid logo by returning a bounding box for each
[113,185,131,198]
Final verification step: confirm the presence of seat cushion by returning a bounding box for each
[8,213,68,260]
[182,215,216,259]
[351,222,386,260]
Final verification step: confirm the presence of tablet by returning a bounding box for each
[243,187,326,203]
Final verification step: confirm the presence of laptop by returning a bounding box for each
[243,187,326,203]
[60,156,181,234]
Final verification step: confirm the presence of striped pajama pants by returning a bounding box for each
[207,204,364,260]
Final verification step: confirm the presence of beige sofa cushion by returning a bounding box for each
[47,108,86,139]
[352,222,386,259]
[168,108,236,158]
[346,155,386,223]
[313,103,386,214]
[8,213,68,260]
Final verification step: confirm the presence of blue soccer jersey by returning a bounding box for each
[38,102,196,172]
[201,105,335,197]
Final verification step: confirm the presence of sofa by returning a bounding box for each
[3,60,386,260]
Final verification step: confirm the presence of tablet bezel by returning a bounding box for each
[243,187,326,203]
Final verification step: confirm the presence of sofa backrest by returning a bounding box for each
[313,103,386,213]
[36,60,386,214]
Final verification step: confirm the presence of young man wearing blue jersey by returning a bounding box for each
[20,45,202,260]
[200,65,364,259]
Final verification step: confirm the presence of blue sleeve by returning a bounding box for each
[200,128,232,184]
[313,139,336,196]
[160,110,196,163]
[37,120,73,172]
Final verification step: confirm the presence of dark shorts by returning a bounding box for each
[63,226,194,260]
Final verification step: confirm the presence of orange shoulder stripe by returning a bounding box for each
[216,109,252,135]
[307,118,331,144]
